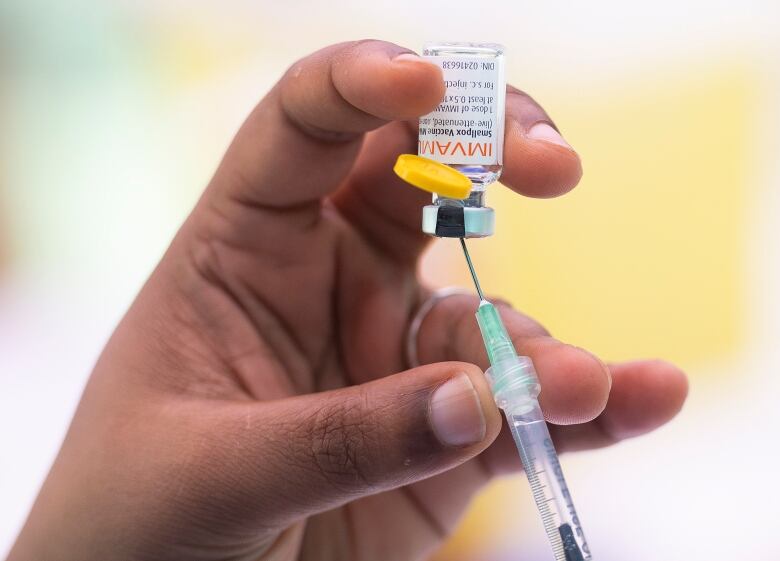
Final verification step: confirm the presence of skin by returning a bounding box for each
[7,40,688,561]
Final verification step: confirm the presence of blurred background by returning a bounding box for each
[1,1,779,559]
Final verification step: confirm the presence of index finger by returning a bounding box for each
[205,40,445,212]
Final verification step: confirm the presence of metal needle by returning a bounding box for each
[459,237,485,301]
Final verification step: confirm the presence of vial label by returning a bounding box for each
[418,55,505,166]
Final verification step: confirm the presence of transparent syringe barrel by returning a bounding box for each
[506,402,592,561]
[483,346,592,560]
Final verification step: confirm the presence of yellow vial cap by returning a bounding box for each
[393,154,472,199]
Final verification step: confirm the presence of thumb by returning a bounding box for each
[204,362,500,530]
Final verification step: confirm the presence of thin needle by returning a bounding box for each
[459,238,485,301]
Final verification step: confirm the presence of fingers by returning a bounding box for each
[481,359,689,474]
[551,359,689,452]
[414,294,688,474]
[415,293,611,424]
[500,87,583,198]
[206,361,501,530]
[283,46,444,132]
[205,40,444,213]
[332,88,582,262]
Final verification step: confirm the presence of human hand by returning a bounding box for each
[8,40,688,561]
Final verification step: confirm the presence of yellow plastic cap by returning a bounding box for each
[393,154,472,199]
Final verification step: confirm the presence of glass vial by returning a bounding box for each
[418,42,506,238]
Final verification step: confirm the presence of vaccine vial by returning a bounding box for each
[419,42,506,238]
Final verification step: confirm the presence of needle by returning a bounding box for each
[459,238,485,301]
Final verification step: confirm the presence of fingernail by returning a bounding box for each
[527,122,573,150]
[392,53,439,69]
[392,52,422,63]
[429,374,486,447]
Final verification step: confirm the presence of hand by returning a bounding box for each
[8,40,688,561]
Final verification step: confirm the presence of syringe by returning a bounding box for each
[460,239,592,561]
